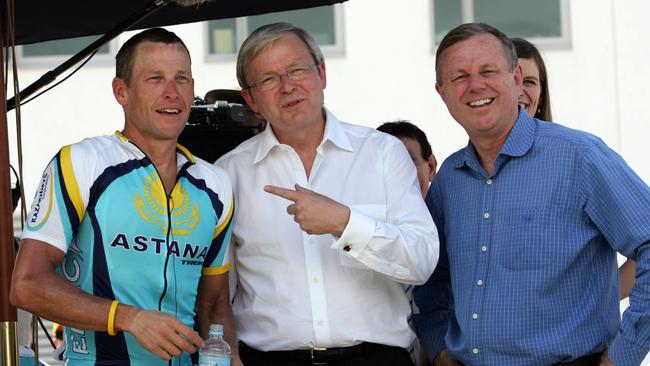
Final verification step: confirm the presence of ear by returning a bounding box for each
[435,82,445,99]
[112,77,128,107]
[241,88,259,113]
[427,154,437,181]
[317,61,327,89]
[513,63,523,95]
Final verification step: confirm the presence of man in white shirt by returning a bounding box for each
[215,22,439,366]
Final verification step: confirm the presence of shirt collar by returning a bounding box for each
[454,108,536,169]
[253,107,353,164]
[114,130,197,166]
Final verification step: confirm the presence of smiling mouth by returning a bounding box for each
[519,102,529,109]
[283,99,304,108]
[156,108,181,114]
[467,98,494,108]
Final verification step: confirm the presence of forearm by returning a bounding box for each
[10,240,117,332]
[332,207,439,284]
[212,299,239,357]
[196,273,239,357]
[618,259,635,300]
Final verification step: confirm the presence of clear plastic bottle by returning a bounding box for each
[198,324,231,366]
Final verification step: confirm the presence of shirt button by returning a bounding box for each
[483,212,490,219]
[472,348,479,354]
[477,279,484,286]
[343,245,351,252]
[481,245,487,252]
[313,277,319,284]
[472,313,478,320]
[486,179,493,185]
[318,320,324,326]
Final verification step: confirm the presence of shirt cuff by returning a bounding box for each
[331,207,374,255]
[608,331,649,366]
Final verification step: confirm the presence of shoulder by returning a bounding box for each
[65,134,117,157]
[437,146,467,175]
[336,120,405,153]
[535,120,608,152]
[215,132,263,167]
[189,157,232,191]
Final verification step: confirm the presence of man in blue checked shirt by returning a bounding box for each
[413,22,650,366]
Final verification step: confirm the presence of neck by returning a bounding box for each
[272,118,325,178]
[122,130,178,194]
[471,138,505,175]
[469,118,517,175]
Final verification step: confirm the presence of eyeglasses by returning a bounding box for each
[247,63,318,92]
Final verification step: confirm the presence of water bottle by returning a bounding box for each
[198,324,231,366]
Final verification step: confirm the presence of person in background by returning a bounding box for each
[377,121,437,198]
[513,36,635,300]
[511,37,553,121]
[417,22,650,365]
[377,120,438,366]
[10,28,240,365]
[216,22,439,366]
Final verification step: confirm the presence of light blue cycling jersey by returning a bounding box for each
[23,132,234,366]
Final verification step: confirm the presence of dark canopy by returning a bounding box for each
[3,0,345,45]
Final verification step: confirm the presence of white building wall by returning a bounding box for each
[8,0,650,200]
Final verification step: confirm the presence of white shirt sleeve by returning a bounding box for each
[331,137,439,285]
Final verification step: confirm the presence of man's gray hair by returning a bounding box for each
[435,22,517,84]
[236,22,324,89]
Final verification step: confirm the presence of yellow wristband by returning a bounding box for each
[107,300,119,336]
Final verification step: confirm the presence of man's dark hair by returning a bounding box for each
[377,121,433,161]
[435,22,517,84]
[115,27,190,85]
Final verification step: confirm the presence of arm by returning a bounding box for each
[579,141,650,365]
[618,259,635,300]
[196,273,240,364]
[413,180,455,365]
[10,239,203,360]
[265,138,439,284]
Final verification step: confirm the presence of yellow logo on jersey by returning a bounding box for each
[132,172,200,235]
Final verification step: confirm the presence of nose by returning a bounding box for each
[163,80,181,98]
[278,73,296,93]
[467,74,486,91]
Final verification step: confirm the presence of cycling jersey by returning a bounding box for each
[23,132,234,365]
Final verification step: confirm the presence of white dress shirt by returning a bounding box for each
[215,109,439,351]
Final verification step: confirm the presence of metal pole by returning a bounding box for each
[0,4,20,366]
[0,323,19,366]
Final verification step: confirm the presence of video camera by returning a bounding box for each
[186,97,263,129]
[178,91,266,163]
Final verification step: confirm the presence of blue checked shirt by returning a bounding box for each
[414,110,650,365]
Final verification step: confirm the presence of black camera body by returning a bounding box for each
[179,97,266,163]
[187,98,261,127]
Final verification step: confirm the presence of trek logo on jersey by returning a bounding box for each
[110,233,208,265]
[28,167,54,229]
[132,172,200,236]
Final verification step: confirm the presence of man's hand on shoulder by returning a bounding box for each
[265,184,350,236]
[118,306,204,361]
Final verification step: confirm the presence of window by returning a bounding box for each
[18,35,115,65]
[206,4,344,59]
[432,0,570,48]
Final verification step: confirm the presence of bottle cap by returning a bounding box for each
[209,324,224,336]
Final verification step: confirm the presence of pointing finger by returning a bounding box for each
[265,185,300,202]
